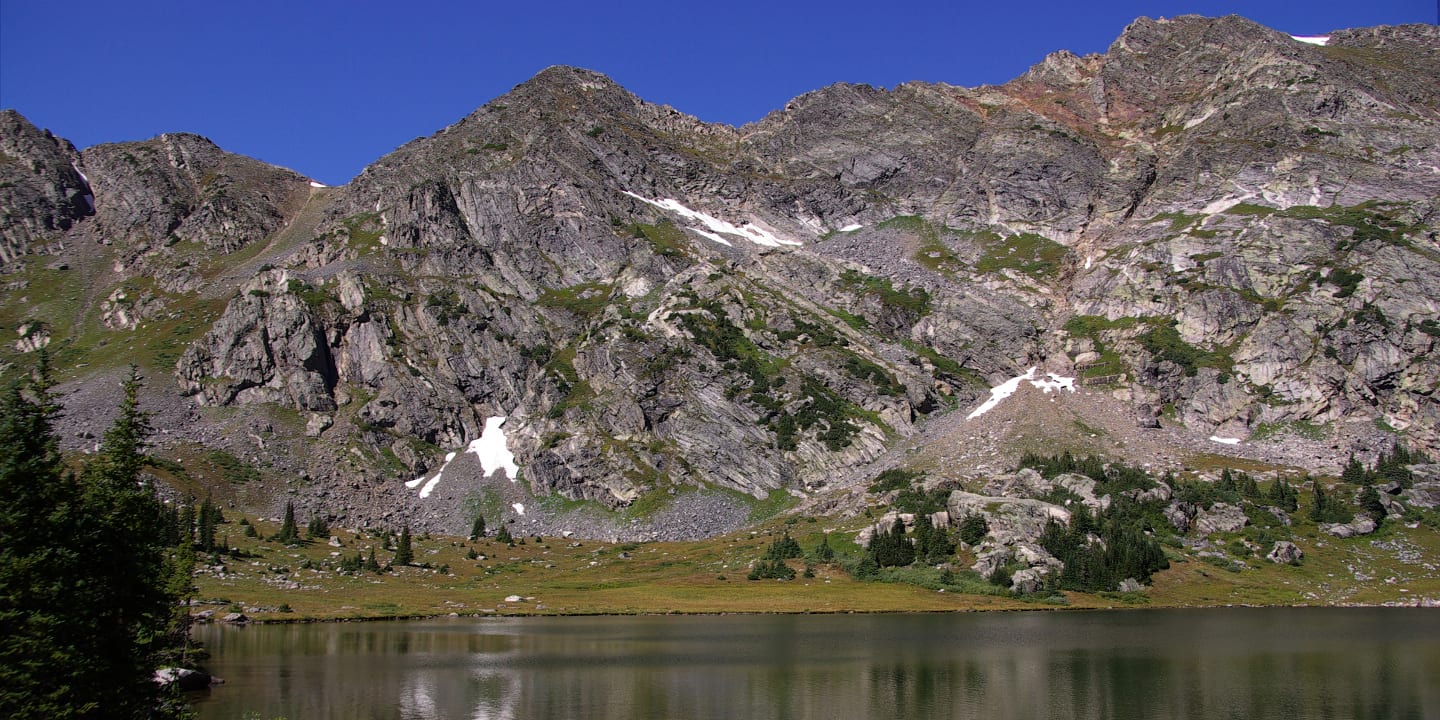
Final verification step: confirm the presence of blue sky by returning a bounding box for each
[2,0,1434,185]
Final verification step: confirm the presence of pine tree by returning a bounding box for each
[306,515,329,540]
[1358,485,1386,523]
[469,515,486,540]
[0,364,191,718]
[1341,454,1366,485]
[197,494,218,553]
[394,525,414,565]
[496,524,514,545]
[813,532,835,561]
[274,501,299,544]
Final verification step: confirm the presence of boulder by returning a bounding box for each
[1321,517,1378,538]
[1194,503,1248,535]
[154,667,214,692]
[1402,483,1440,509]
[220,612,248,623]
[1266,541,1303,564]
[1011,566,1051,595]
[1117,577,1145,593]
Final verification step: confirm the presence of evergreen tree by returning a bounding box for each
[394,525,414,565]
[306,515,329,540]
[812,532,835,562]
[1,364,190,718]
[763,532,803,560]
[1358,485,1386,523]
[274,501,299,544]
[364,547,381,573]
[868,518,915,568]
[197,494,218,553]
[958,513,989,546]
[496,524,514,545]
[1341,454,1366,485]
[469,515,486,540]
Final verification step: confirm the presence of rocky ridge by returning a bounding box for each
[1,15,1437,540]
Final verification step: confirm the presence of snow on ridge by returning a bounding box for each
[309,180,328,188]
[967,367,1077,420]
[512,502,526,516]
[623,191,803,248]
[1291,35,1330,46]
[405,415,520,499]
[1209,435,1242,445]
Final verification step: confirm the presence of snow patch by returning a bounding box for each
[1291,35,1330,46]
[512,503,526,516]
[623,191,802,247]
[405,416,520,498]
[309,180,328,188]
[839,223,863,232]
[1084,255,1093,270]
[1209,435,1242,445]
[967,367,1076,420]
[467,416,520,481]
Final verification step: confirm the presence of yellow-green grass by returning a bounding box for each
[195,510,1440,622]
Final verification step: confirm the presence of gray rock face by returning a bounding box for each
[1194,503,1249,535]
[0,110,91,264]
[3,16,1438,537]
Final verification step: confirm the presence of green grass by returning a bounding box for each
[537,283,613,318]
[1250,421,1329,442]
[974,232,1068,279]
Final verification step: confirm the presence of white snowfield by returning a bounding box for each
[1290,35,1330,46]
[308,180,328,188]
[623,191,803,247]
[1209,436,1242,445]
[468,416,520,481]
[405,416,519,498]
[967,367,1076,420]
[839,223,863,232]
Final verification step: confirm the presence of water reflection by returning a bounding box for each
[192,608,1440,720]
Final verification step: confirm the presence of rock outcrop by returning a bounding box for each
[1,16,1437,537]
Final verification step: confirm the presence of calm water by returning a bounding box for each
[191,608,1440,720]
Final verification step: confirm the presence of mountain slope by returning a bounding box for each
[0,16,1436,540]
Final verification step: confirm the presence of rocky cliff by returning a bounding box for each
[2,15,1436,538]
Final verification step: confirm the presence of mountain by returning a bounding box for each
[1,15,1437,540]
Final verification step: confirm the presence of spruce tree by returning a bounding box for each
[1359,485,1386,523]
[0,364,191,719]
[1341,454,1366,485]
[496,524,514,545]
[469,515,486,540]
[394,525,414,565]
[274,501,299,544]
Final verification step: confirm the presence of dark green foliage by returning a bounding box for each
[0,362,190,719]
[1017,451,1155,495]
[1309,483,1354,524]
[1038,499,1169,592]
[763,533,803,561]
[469,515,486,540]
[958,513,989,546]
[394,525,414,565]
[1137,322,1230,376]
[1358,485,1386,523]
[869,468,922,494]
[838,269,931,317]
[891,487,950,515]
[988,565,1013,589]
[812,533,835,562]
[306,515,329,540]
[1268,479,1300,513]
[365,548,382,573]
[1326,267,1364,298]
[496,524,514,545]
[842,354,904,396]
[273,501,299,544]
[912,515,955,563]
[747,559,796,580]
[867,519,916,568]
[1215,468,1261,499]
[1341,454,1367,485]
[196,494,224,552]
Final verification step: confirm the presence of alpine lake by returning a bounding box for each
[190,607,1439,720]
